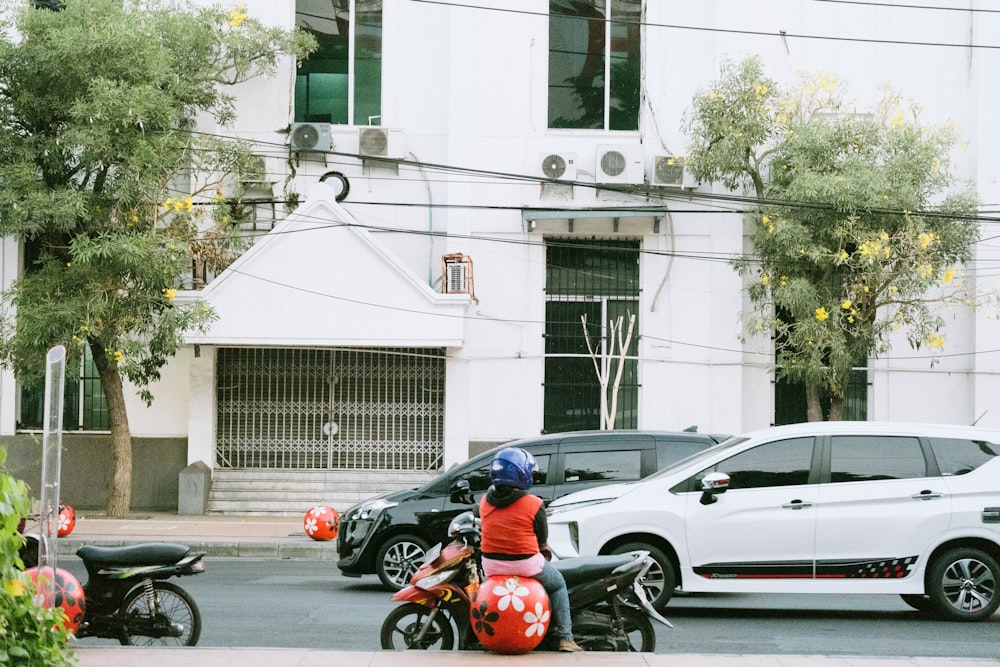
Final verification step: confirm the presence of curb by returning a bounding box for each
[56,539,339,561]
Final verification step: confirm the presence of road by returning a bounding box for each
[60,557,999,658]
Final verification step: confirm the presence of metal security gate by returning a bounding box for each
[216,347,445,470]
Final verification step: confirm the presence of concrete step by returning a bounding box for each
[205,469,435,516]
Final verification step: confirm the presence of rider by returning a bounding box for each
[478,447,583,653]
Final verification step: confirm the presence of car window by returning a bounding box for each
[463,454,551,492]
[655,439,710,469]
[702,437,814,490]
[829,435,925,482]
[563,450,641,483]
[928,437,999,476]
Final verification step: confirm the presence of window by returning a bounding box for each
[563,450,640,483]
[19,347,108,431]
[929,438,999,476]
[295,0,382,125]
[544,239,639,432]
[829,436,926,482]
[548,0,641,130]
[703,437,814,490]
[462,455,551,493]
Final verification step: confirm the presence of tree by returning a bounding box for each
[0,0,314,515]
[683,57,980,420]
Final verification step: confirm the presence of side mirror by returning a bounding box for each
[699,471,730,505]
[449,479,475,505]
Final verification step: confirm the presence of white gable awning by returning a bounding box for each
[181,194,469,348]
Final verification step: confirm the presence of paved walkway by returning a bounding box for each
[43,511,1000,667]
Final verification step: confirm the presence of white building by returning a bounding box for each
[3,0,1000,512]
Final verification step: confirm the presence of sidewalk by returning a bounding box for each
[49,512,1000,667]
[53,511,336,560]
[69,648,1000,667]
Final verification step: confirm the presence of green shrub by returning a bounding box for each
[0,448,75,666]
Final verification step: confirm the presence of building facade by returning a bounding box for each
[3,0,1000,511]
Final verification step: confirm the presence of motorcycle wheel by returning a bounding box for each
[118,581,202,646]
[380,602,455,650]
[577,605,655,652]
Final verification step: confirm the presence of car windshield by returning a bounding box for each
[644,436,750,479]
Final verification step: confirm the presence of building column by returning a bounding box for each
[187,346,216,467]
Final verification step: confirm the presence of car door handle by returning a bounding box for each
[911,490,943,501]
[782,500,812,510]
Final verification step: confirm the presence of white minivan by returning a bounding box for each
[545,421,1000,621]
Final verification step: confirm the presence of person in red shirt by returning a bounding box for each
[479,447,582,652]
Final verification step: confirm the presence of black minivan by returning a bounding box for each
[336,429,727,590]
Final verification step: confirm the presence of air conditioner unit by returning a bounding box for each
[358,127,406,159]
[539,152,576,181]
[652,155,691,187]
[441,253,474,295]
[290,122,332,152]
[596,145,644,184]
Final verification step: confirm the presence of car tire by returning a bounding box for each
[610,542,676,613]
[376,534,430,591]
[927,547,1000,622]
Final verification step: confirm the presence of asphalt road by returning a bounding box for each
[59,557,1000,658]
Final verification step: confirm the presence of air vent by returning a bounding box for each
[290,122,331,152]
[540,152,576,180]
[358,127,405,159]
[596,145,644,184]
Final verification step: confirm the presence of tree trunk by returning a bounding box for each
[828,395,845,421]
[805,383,824,422]
[91,342,132,517]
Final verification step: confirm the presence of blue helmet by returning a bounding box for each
[490,447,537,490]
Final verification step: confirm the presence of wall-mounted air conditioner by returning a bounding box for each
[539,152,576,181]
[358,127,406,159]
[290,122,332,152]
[651,155,695,188]
[441,253,474,296]
[596,145,644,184]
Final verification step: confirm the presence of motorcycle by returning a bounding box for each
[19,529,206,646]
[379,482,672,652]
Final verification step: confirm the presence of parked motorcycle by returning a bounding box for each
[19,531,206,646]
[379,482,672,652]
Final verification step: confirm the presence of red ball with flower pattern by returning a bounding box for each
[470,574,550,654]
[303,505,340,541]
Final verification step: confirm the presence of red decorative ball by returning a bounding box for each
[471,575,550,654]
[24,566,86,633]
[303,505,339,541]
[57,504,76,538]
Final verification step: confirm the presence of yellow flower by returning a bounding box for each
[926,333,945,349]
[229,4,248,27]
[837,249,848,261]
[163,288,177,301]
[5,579,25,596]
[114,350,124,363]
[761,275,770,285]
[841,299,852,309]
[942,267,955,283]
[815,307,830,322]
[918,232,937,249]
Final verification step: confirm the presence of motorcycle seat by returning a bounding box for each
[76,542,191,567]
[552,554,639,587]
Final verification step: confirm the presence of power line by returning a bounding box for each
[810,0,1000,14]
[406,0,1000,50]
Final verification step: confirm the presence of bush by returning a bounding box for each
[0,448,75,666]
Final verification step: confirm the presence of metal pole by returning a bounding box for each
[37,345,66,604]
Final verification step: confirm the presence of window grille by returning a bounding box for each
[215,347,445,470]
[19,347,108,431]
[543,239,640,432]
